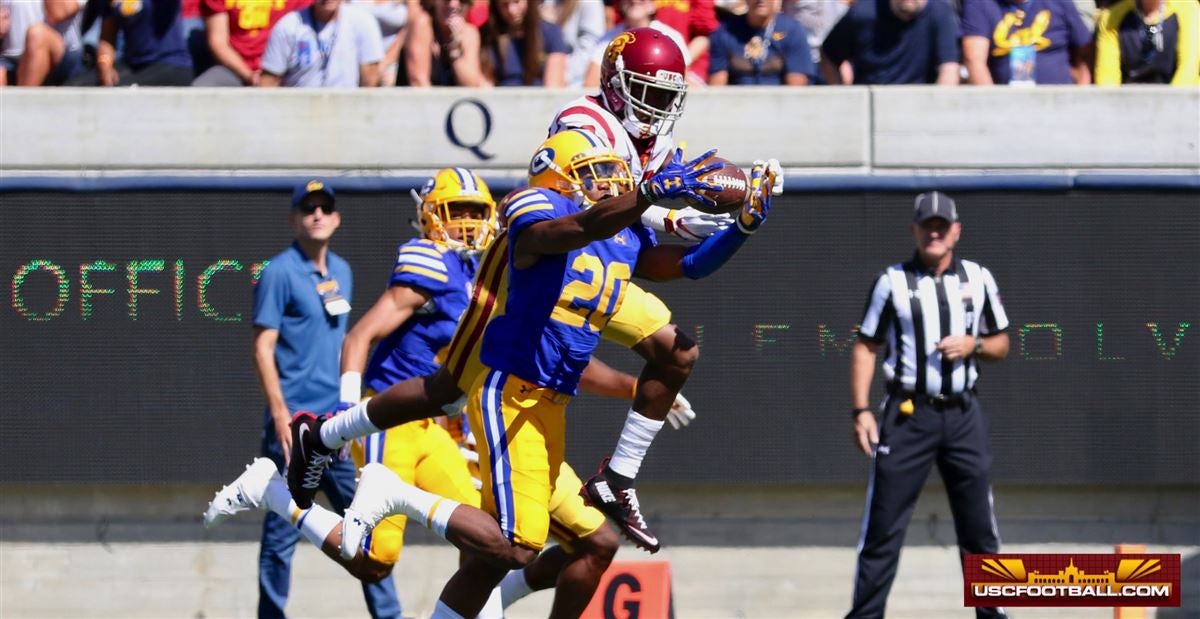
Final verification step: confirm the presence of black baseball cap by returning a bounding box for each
[912,191,958,224]
[292,179,336,208]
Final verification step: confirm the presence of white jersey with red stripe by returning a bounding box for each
[549,95,676,182]
[549,95,732,241]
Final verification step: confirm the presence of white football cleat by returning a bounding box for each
[204,458,280,529]
[340,463,408,560]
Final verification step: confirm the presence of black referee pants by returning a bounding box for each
[847,392,1005,619]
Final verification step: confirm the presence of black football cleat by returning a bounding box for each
[288,411,333,509]
[580,459,661,553]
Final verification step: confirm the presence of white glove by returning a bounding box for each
[752,158,784,196]
[340,372,362,404]
[641,205,734,242]
[666,393,696,430]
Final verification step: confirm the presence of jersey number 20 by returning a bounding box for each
[552,253,631,333]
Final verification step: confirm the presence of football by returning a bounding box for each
[683,156,750,214]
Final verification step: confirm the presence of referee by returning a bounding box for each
[847,192,1010,619]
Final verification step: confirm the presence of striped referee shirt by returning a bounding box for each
[858,254,1009,397]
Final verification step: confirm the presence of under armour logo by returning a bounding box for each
[877,445,891,455]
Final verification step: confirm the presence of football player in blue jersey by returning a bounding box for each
[204,166,693,613]
[339,129,776,619]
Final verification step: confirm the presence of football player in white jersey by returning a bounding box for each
[548,27,783,554]
[549,27,722,241]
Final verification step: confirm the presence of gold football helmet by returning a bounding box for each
[527,129,633,205]
[416,167,498,250]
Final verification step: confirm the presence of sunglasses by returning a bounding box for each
[298,202,336,215]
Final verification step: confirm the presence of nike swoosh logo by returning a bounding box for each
[297,424,311,465]
[629,528,658,546]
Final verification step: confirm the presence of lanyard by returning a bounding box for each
[1136,1,1166,53]
[309,8,339,81]
[751,18,776,71]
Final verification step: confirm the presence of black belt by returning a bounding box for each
[888,384,972,408]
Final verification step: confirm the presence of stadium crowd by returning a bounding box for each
[0,0,1196,88]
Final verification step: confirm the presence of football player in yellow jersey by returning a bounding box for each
[338,130,775,619]
[206,167,693,610]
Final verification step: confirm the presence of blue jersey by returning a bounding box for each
[363,239,478,394]
[480,188,653,395]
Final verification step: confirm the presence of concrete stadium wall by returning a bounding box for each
[1,484,1197,617]
[1,87,1196,171]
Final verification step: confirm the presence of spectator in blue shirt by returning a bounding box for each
[709,0,816,86]
[962,0,1092,85]
[821,0,960,85]
[252,180,402,619]
[71,0,193,86]
[480,0,568,86]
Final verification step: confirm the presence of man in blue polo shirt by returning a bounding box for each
[821,0,960,85]
[252,180,401,619]
[709,0,816,85]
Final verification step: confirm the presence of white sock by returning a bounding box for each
[476,586,504,618]
[260,475,297,520]
[295,504,340,548]
[378,470,461,540]
[607,409,664,479]
[320,399,380,449]
[500,568,535,608]
[432,599,466,619]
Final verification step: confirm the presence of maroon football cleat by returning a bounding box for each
[288,411,333,509]
[580,459,661,553]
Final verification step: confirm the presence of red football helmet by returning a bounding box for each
[599,27,688,139]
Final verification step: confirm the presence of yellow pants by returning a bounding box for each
[350,417,480,565]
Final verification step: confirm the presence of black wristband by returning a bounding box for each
[852,407,873,418]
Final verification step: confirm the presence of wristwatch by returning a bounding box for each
[852,407,873,418]
[973,337,983,356]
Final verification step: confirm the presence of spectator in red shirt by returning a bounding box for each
[654,0,719,82]
[193,0,312,86]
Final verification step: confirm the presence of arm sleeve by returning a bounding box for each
[858,272,894,343]
[821,11,853,65]
[1093,8,1122,85]
[979,266,1010,334]
[389,242,452,293]
[252,263,289,330]
[355,9,384,63]
[784,22,817,78]
[1171,1,1200,86]
[503,189,561,242]
[933,2,960,65]
[959,0,992,38]
[679,223,748,279]
[708,27,730,74]
[259,17,291,76]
